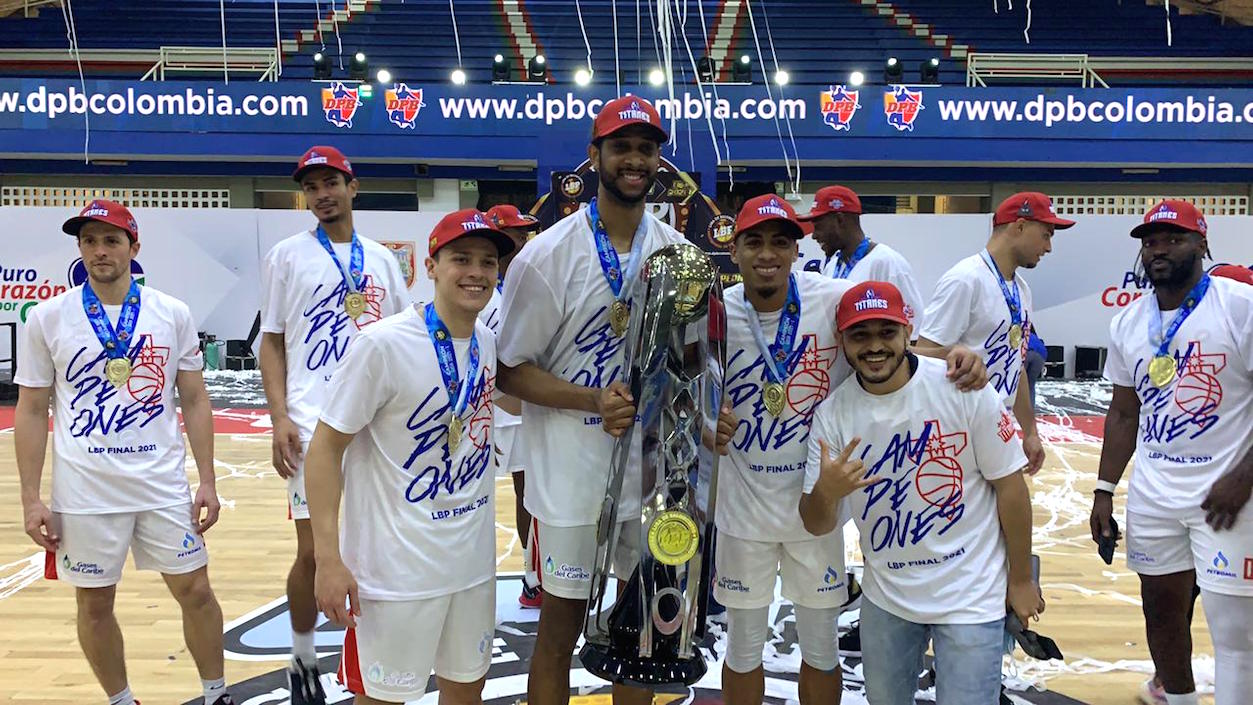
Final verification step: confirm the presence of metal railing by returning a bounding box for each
[966,53,1109,88]
[141,46,279,82]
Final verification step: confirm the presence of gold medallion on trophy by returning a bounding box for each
[647,510,700,566]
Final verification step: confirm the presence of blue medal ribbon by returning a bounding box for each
[424,303,480,421]
[82,280,142,360]
[979,249,1022,328]
[314,225,365,296]
[745,274,802,385]
[588,197,648,301]
[1148,273,1210,358]
[496,274,505,294]
[830,238,871,279]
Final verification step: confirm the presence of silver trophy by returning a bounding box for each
[580,243,726,687]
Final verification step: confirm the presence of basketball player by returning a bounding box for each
[16,200,233,705]
[918,192,1075,475]
[800,281,1043,705]
[496,95,688,705]
[797,185,924,331]
[484,203,544,607]
[259,146,412,704]
[718,198,989,705]
[304,209,512,705]
[1090,200,1253,705]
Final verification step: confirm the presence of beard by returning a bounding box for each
[600,165,656,205]
[851,348,908,385]
[1145,251,1201,289]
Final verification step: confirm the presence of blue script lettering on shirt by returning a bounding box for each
[983,318,1024,398]
[64,336,162,438]
[1133,343,1220,444]
[565,305,626,389]
[727,339,813,453]
[859,423,966,553]
[301,279,361,372]
[403,374,492,505]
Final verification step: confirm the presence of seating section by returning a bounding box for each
[0,0,1250,85]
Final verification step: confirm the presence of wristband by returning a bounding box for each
[1095,479,1118,495]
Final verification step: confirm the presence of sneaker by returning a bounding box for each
[288,657,327,705]
[1137,678,1168,705]
[209,696,236,705]
[838,624,862,658]
[519,582,543,608]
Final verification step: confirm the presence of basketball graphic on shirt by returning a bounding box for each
[126,362,165,404]
[468,373,495,449]
[352,277,386,330]
[786,368,830,416]
[915,456,963,509]
[1173,370,1222,416]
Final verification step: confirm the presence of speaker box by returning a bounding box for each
[1074,346,1107,379]
[1044,345,1066,379]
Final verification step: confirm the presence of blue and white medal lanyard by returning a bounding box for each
[424,303,480,454]
[315,225,367,320]
[745,274,801,417]
[588,198,647,337]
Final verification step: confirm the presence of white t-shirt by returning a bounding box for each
[319,305,497,601]
[479,287,520,430]
[260,230,412,441]
[804,356,1027,624]
[16,285,204,514]
[821,242,924,330]
[497,206,688,527]
[920,253,1034,406]
[718,272,854,543]
[1104,276,1253,518]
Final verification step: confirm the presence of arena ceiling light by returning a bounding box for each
[732,54,751,83]
[313,51,331,80]
[773,69,790,86]
[451,68,467,85]
[920,57,940,83]
[492,54,510,82]
[376,68,392,85]
[574,67,593,86]
[349,51,368,81]
[849,70,866,87]
[884,56,902,83]
[528,54,546,81]
[648,68,665,86]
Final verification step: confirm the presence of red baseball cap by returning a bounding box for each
[1210,264,1253,285]
[993,192,1075,229]
[293,145,355,182]
[1131,199,1208,239]
[428,209,516,258]
[592,96,668,144]
[486,204,541,232]
[734,194,804,239]
[837,281,911,331]
[62,199,138,242]
[797,185,863,221]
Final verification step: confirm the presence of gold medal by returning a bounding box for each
[647,510,700,566]
[448,415,464,454]
[1008,324,1023,350]
[1148,355,1177,388]
[609,300,630,337]
[105,357,132,388]
[763,382,786,417]
[344,291,366,320]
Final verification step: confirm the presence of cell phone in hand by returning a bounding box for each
[1098,516,1120,565]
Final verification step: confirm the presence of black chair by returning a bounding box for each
[225,313,261,371]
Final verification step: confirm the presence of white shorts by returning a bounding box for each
[713,532,847,610]
[49,504,208,588]
[339,580,496,701]
[531,520,639,600]
[493,423,526,476]
[1126,508,1253,597]
[287,440,311,521]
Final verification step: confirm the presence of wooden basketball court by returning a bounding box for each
[0,418,1218,705]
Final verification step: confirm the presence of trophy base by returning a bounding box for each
[578,641,707,688]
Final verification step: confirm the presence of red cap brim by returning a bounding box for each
[1129,221,1201,239]
[837,309,910,332]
